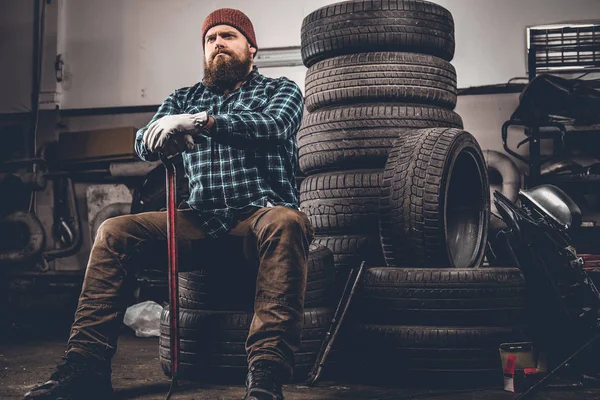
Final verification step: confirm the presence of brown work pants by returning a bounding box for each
[66,206,314,379]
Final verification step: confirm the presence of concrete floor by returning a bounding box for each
[2,333,600,400]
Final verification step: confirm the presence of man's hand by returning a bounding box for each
[143,114,196,153]
[161,133,195,157]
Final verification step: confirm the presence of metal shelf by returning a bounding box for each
[527,22,600,77]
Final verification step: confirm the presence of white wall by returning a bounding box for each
[439,0,599,88]
[56,0,328,109]
[56,0,600,109]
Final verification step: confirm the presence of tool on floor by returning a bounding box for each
[162,154,181,400]
[515,334,599,400]
[306,260,367,386]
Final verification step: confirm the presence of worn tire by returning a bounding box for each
[379,128,489,268]
[313,234,384,271]
[300,170,383,234]
[301,0,455,67]
[305,52,457,112]
[355,267,526,326]
[338,325,524,387]
[159,307,333,382]
[179,244,335,309]
[178,269,255,311]
[305,243,336,307]
[298,104,463,174]
[178,270,213,309]
[160,308,332,341]
[313,234,384,297]
[159,351,320,382]
[159,355,322,383]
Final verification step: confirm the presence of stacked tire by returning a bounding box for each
[340,267,528,386]
[299,0,465,291]
[159,243,336,382]
[299,0,526,387]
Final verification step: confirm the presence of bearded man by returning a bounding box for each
[24,8,310,400]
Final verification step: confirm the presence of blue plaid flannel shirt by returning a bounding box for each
[135,67,304,238]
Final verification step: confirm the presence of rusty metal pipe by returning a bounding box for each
[43,178,82,260]
[0,211,46,264]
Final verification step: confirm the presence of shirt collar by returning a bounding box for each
[247,65,259,82]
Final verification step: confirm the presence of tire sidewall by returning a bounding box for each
[440,131,490,268]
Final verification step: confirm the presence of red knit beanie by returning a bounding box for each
[202,8,257,51]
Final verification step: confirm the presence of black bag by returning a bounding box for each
[511,74,600,126]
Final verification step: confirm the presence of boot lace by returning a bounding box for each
[247,362,283,396]
[49,356,87,383]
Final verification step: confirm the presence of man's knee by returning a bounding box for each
[264,206,311,233]
[94,215,136,244]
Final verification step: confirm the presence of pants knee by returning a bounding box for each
[94,215,137,252]
[263,207,312,237]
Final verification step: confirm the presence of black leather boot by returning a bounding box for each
[243,359,286,400]
[23,353,113,400]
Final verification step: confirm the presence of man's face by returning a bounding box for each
[203,25,256,91]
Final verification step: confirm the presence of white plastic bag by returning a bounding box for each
[123,300,163,337]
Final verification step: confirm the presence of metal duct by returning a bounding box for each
[484,150,522,231]
[0,211,46,264]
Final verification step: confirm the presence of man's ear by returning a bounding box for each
[249,46,257,57]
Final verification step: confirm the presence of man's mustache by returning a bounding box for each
[211,49,232,60]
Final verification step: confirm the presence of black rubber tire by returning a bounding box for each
[179,244,335,309]
[159,307,333,382]
[178,269,255,311]
[298,104,463,174]
[354,267,526,326]
[300,170,383,234]
[305,243,336,307]
[305,52,457,112]
[313,234,384,271]
[379,128,490,268]
[307,243,335,282]
[160,337,325,355]
[160,349,319,369]
[178,270,213,309]
[313,234,384,297]
[159,355,321,383]
[337,325,524,387]
[160,307,332,342]
[301,0,455,67]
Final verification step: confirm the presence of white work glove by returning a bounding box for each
[143,114,196,154]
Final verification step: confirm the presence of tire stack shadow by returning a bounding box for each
[298,0,527,387]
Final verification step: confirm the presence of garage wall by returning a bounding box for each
[0,0,35,114]
[55,0,600,109]
[0,0,59,114]
[2,0,598,112]
[55,0,323,109]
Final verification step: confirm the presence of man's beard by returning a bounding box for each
[203,48,252,91]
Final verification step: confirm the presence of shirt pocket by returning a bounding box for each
[231,95,269,112]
